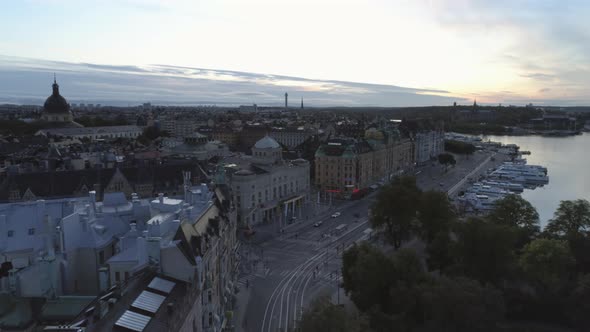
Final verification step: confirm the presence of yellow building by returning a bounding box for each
[314,128,413,198]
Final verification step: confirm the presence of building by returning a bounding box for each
[413,130,444,164]
[162,134,230,161]
[211,126,239,149]
[40,77,82,127]
[228,136,310,226]
[530,114,577,130]
[36,125,143,140]
[0,162,208,202]
[0,176,238,332]
[160,118,199,137]
[269,126,316,149]
[400,119,445,165]
[314,128,413,198]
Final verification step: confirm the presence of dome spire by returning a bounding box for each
[52,74,59,96]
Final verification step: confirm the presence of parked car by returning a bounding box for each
[331,212,341,218]
[353,213,360,218]
[314,221,323,227]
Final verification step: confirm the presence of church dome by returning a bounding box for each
[43,79,71,114]
[254,135,280,149]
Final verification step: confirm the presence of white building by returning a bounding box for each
[229,136,310,227]
[269,126,316,149]
[36,125,143,140]
[414,130,445,164]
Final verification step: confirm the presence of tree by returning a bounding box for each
[566,274,590,331]
[341,243,397,313]
[437,153,456,170]
[426,231,454,272]
[417,191,455,244]
[370,176,421,249]
[519,238,574,291]
[299,295,369,332]
[444,140,476,155]
[342,245,427,331]
[451,218,518,285]
[419,276,505,332]
[545,199,590,238]
[487,195,540,248]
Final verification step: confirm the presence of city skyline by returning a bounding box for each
[1,0,590,106]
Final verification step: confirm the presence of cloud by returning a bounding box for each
[520,73,556,81]
[0,55,464,107]
[538,88,551,93]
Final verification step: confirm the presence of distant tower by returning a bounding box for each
[473,99,477,108]
[285,92,288,110]
[301,98,304,110]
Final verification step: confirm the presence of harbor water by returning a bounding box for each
[482,133,590,228]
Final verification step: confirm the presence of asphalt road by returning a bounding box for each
[236,149,504,332]
[240,196,373,332]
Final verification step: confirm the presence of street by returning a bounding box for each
[234,148,504,332]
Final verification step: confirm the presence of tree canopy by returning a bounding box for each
[545,199,590,238]
[417,190,455,244]
[437,153,456,169]
[444,140,476,154]
[370,176,422,249]
[451,218,518,285]
[519,238,574,291]
[299,295,368,332]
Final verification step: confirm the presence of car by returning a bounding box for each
[353,213,360,218]
[314,221,323,227]
[439,182,444,187]
[331,212,341,218]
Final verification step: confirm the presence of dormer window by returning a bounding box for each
[28,228,35,235]
[7,230,14,237]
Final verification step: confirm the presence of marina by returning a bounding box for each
[448,134,550,215]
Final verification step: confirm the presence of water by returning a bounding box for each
[482,133,590,228]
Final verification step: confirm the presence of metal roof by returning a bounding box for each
[131,291,165,314]
[115,310,151,332]
[147,277,176,294]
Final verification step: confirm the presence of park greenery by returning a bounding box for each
[437,153,456,170]
[444,139,476,155]
[300,176,590,331]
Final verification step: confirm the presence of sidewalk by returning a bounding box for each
[232,280,252,332]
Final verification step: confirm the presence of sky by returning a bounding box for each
[1,0,590,107]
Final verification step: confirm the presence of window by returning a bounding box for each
[115,271,120,283]
[208,290,212,302]
[208,312,213,326]
[7,230,14,237]
[125,272,129,281]
[99,251,105,265]
[28,228,35,235]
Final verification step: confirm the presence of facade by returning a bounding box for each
[229,136,310,226]
[413,130,445,164]
[160,118,200,137]
[315,128,414,198]
[211,126,239,149]
[162,134,230,160]
[36,125,143,140]
[269,126,315,149]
